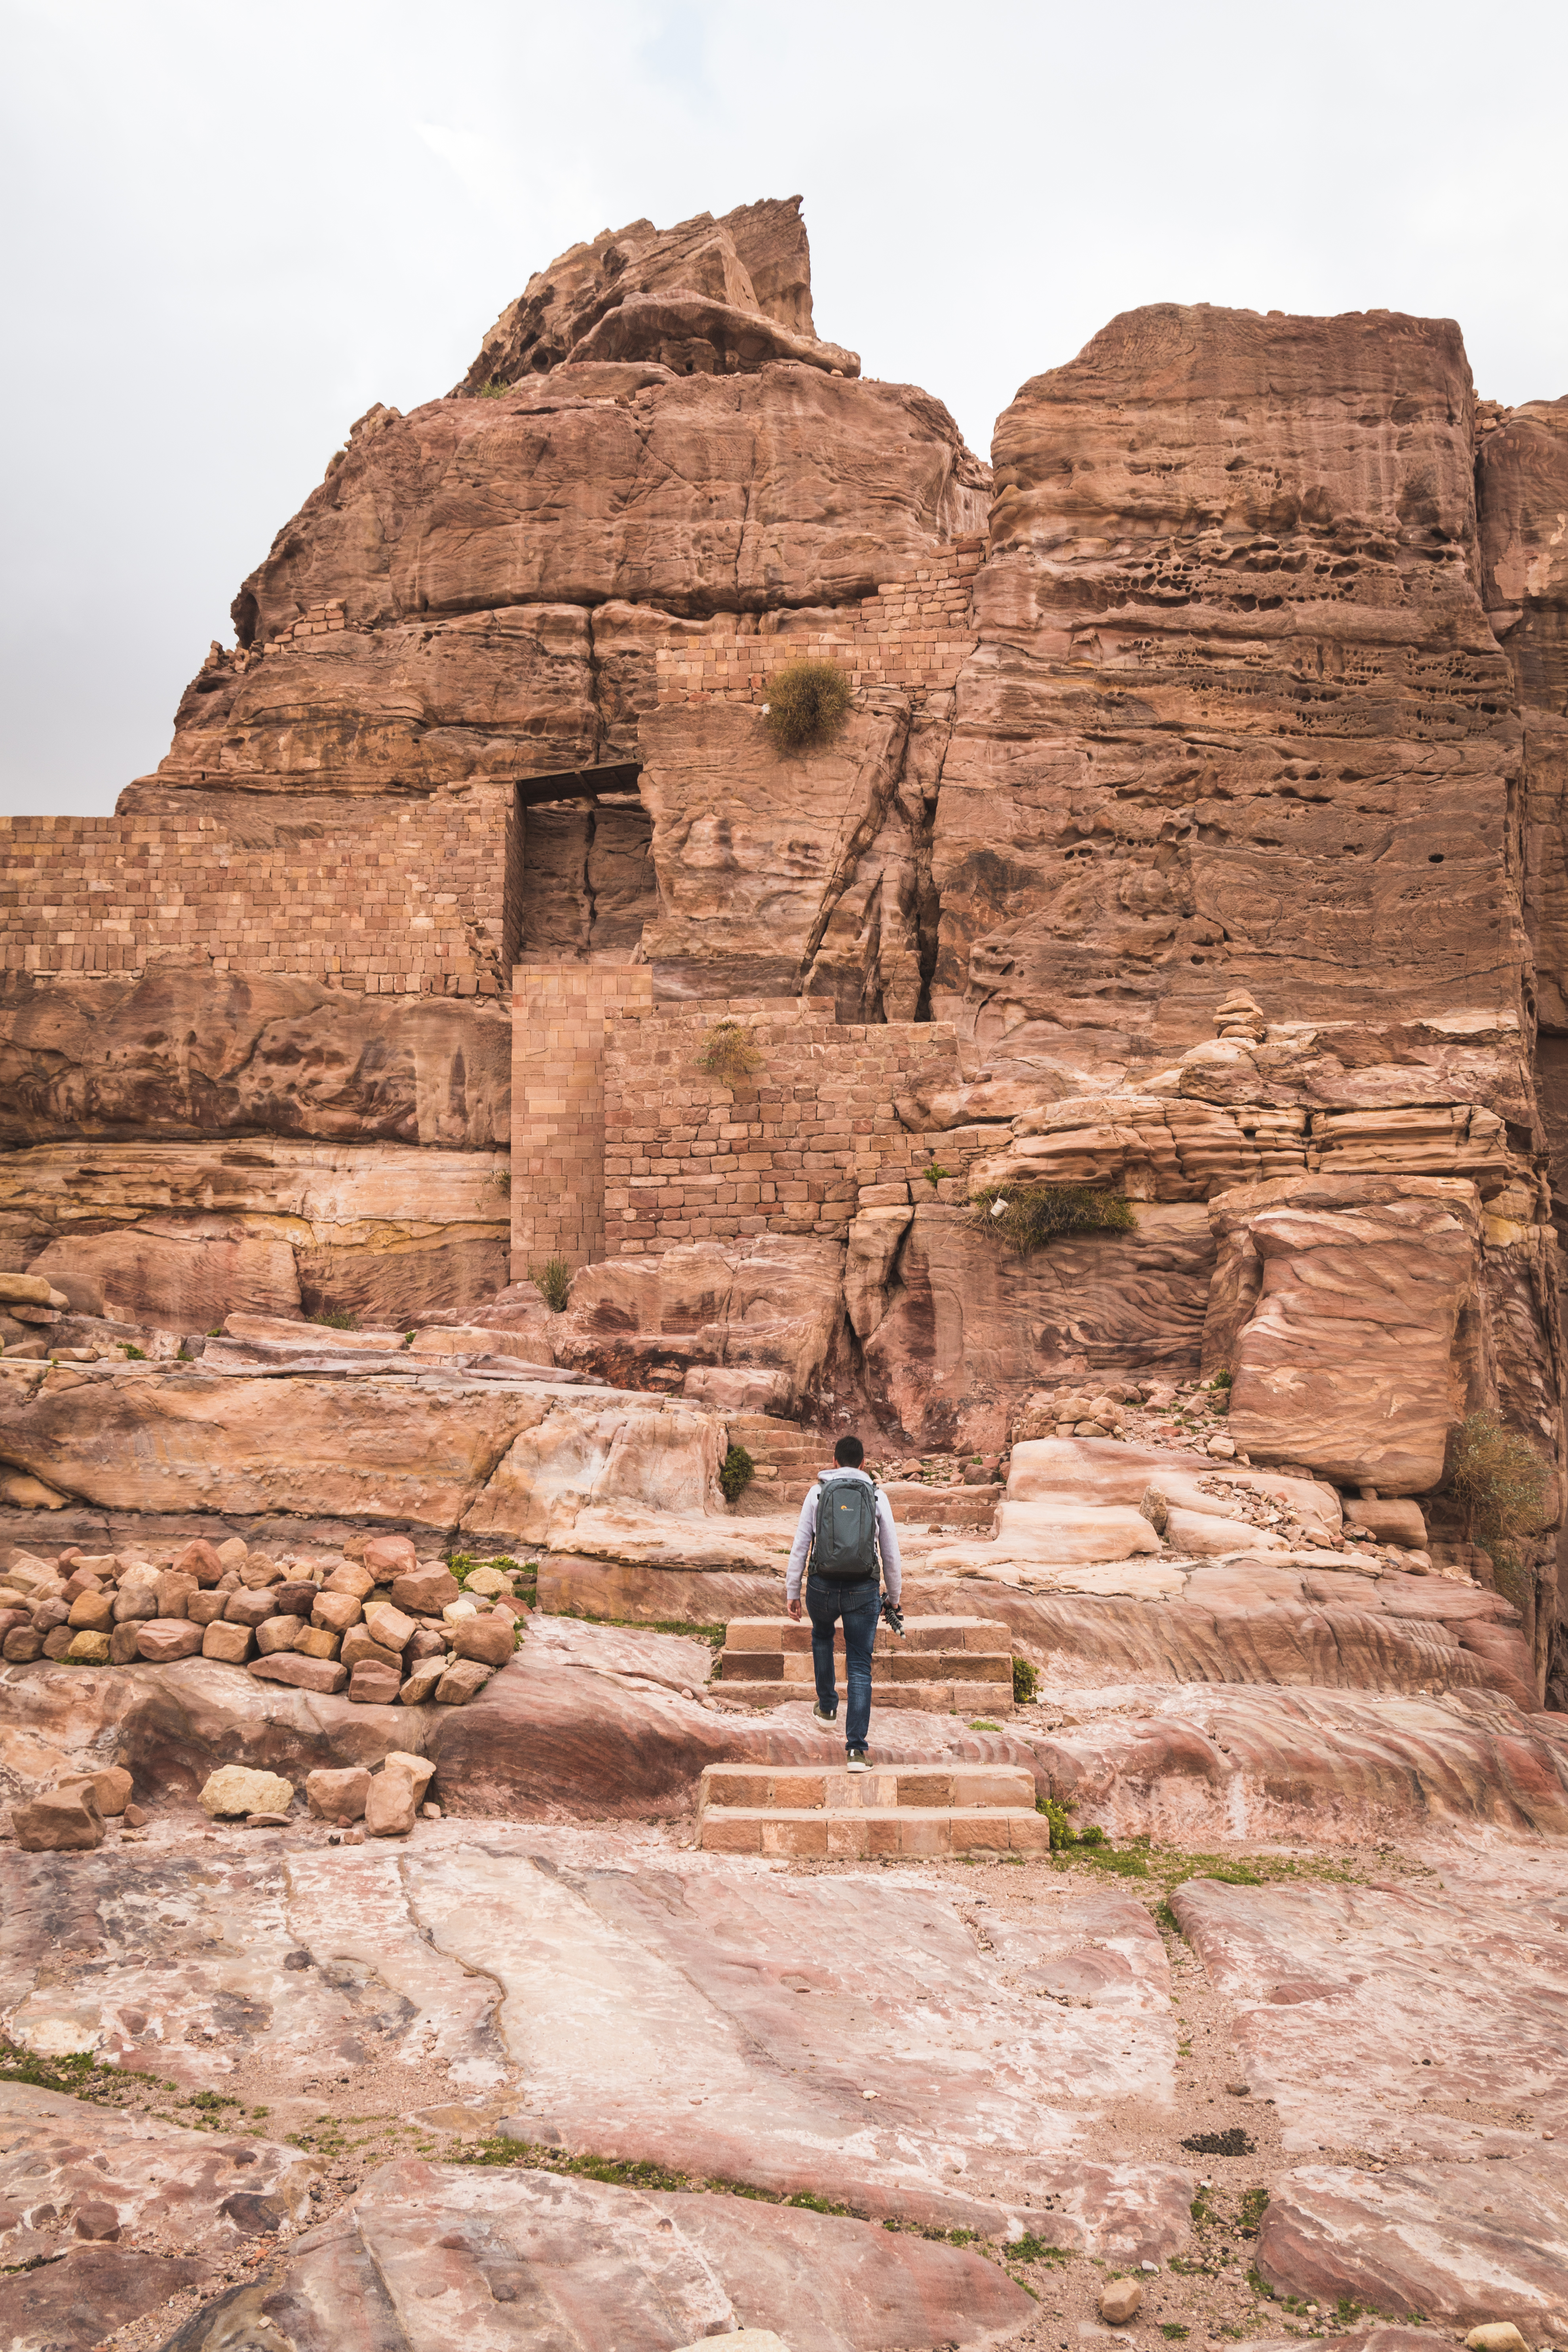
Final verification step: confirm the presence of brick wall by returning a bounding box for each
[601,997,959,1251]
[512,963,655,1273]
[0,785,512,995]
[654,542,983,711]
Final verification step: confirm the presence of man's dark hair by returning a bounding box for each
[834,1435,865,1467]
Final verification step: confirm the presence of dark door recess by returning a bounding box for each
[514,761,641,808]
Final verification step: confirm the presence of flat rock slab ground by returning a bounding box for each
[4,1822,1568,2352]
[1172,1842,1568,2329]
[150,2158,1036,2352]
[0,1832,1190,2246]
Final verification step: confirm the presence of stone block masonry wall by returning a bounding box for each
[602,998,959,1251]
[654,542,984,709]
[513,963,655,1274]
[0,785,511,995]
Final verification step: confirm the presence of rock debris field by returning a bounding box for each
[2,1538,1566,2352]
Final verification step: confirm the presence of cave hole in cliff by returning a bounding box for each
[506,761,658,968]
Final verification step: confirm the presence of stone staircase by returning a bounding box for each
[725,1413,822,1507]
[696,1760,1049,1855]
[713,1614,1014,1714]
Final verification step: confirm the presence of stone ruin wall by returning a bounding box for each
[0,787,514,996]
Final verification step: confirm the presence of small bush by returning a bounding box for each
[762,658,853,749]
[1012,1655,1038,1705]
[971,1182,1137,1257]
[1182,2127,1255,2157]
[1211,1367,1233,1388]
[122,1344,147,1360]
[480,376,513,397]
[535,1257,572,1314]
[720,1442,755,1504]
[1447,1409,1549,1568]
[696,1020,763,1086]
[313,1309,358,1331]
[922,1161,952,1188]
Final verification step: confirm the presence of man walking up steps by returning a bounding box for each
[786,1434,902,1772]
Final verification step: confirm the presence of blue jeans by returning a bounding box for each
[806,1578,880,1751]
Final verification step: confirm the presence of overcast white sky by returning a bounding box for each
[4,0,1566,816]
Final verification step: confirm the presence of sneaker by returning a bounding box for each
[812,1702,838,1725]
[846,1748,870,1773]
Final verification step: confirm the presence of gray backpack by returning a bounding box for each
[811,1471,882,1582]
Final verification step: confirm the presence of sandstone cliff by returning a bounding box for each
[4,199,1568,1702]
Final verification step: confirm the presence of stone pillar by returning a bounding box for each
[511,963,654,1280]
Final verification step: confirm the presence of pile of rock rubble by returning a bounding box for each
[8,1752,444,1850]
[0,1534,527,1704]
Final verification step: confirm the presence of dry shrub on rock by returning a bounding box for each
[760,658,852,749]
[971,1182,1137,1258]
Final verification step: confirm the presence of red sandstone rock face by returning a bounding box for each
[935,303,1525,1085]
[0,968,510,1148]
[1477,395,1568,720]
[452,195,835,394]
[215,370,983,659]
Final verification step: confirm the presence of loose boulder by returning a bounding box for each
[198,1766,295,1819]
[11,1783,106,1850]
[305,1767,371,1823]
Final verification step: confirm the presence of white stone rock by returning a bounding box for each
[198,1766,295,1819]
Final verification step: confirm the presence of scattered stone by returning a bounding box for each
[1467,2330,1530,2352]
[137,1620,204,1662]
[224,1588,281,1628]
[66,1588,114,1631]
[340,1627,405,1672]
[1099,2279,1143,2323]
[238,1555,285,1590]
[198,1766,294,1818]
[214,1536,249,1570]
[11,1783,106,1850]
[312,1590,363,1633]
[391,1563,461,1614]
[421,1801,441,1819]
[435,1658,494,1704]
[248,1652,348,1694]
[462,1563,513,1597]
[155,1569,200,1616]
[273,1578,320,1616]
[63,1628,113,1663]
[201,1620,254,1664]
[293,1625,341,1660]
[123,1803,148,1827]
[342,1825,365,1845]
[108,1622,143,1663]
[305,1766,371,1823]
[451,1612,515,1667]
[399,1657,447,1705]
[255,1613,307,1655]
[51,1765,132,1816]
[323,1561,376,1600]
[243,1811,291,1828]
[348,1658,403,1706]
[365,1771,418,1837]
[172,1536,226,1583]
[364,1533,419,1580]
[363,1599,417,1652]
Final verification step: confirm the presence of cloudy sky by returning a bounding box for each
[4,0,1565,815]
